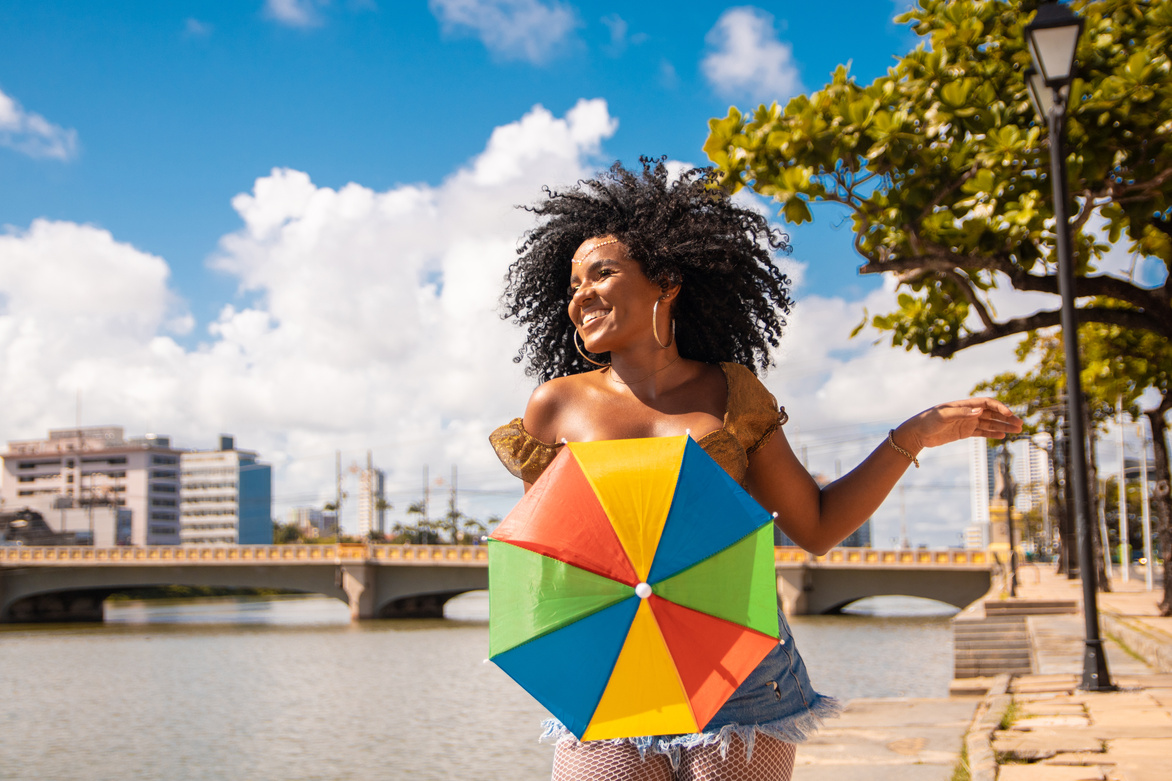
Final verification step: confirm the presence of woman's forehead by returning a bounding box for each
[572,235,623,264]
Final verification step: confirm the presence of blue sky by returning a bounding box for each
[1,0,918,325]
[1,1,1040,547]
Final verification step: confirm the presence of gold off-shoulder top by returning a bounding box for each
[489,362,787,486]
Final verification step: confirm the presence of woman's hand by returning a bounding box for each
[895,398,1024,453]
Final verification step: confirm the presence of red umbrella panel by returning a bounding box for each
[489,435,780,741]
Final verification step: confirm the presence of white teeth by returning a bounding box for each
[582,310,609,325]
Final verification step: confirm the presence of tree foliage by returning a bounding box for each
[973,326,1150,582]
[705,0,1172,357]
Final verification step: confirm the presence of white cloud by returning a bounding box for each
[702,7,803,105]
[762,276,1022,548]
[0,94,1045,548]
[429,0,579,64]
[600,14,645,56]
[659,60,679,90]
[264,0,326,28]
[184,18,213,37]
[0,86,79,161]
[601,13,627,52]
[0,99,616,532]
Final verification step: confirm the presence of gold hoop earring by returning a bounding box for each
[652,300,675,349]
[574,329,609,367]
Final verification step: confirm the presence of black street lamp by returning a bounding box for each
[1024,1,1114,693]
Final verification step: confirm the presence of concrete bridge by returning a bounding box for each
[0,544,994,622]
[0,543,489,622]
[775,547,994,615]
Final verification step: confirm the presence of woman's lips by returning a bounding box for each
[580,309,611,329]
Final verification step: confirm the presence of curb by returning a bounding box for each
[961,673,1010,781]
[1101,611,1172,673]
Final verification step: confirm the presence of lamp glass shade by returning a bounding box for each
[1025,68,1055,120]
[1025,4,1083,84]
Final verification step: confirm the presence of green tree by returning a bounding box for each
[272,520,305,544]
[707,0,1172,358]
[390,500,440,545]
[706,0,1172,612]
[974,327,1145,585]
[1102,475,1153,564]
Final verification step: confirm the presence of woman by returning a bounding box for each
[491,159,1021,781]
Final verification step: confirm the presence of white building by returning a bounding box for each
[179,436,272,545]
[1,426,181,545]
[970,437,1052,526]
[963,521,990,550]
[288,506,326,537]
[1014,439,1052,514]
[357,465,386,538]
[969,438,994,529]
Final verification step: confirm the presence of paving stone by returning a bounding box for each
[1041,752,1117,767]
[996,764,1106,780]
[1012,676,1079,694]
[992,729,1103,760]
[1111,674,1172,688]
[793,765,952,781]
[1106,737,1172,781]
[1082,692,1161,711]
[1143,688,1172,707]
[1015,715,1092,729]
[1014,680,1080,695]
[1020,703,1089,717]
[1089,708,1172,728]
[1086,725,1172,740]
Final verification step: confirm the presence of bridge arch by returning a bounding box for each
[776,559,993,616]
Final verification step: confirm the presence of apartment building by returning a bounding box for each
[357,463,386,538]
[0,426,181,545]
[179,435,272,545]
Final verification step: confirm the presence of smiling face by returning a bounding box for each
[568,236,666,357]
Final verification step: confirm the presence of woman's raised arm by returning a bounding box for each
[745,398,1022,555]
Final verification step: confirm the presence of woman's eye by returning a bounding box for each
[567,284,579,296]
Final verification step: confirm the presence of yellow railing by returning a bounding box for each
[774,546,990,566]
[0,543,489,566]
[2,543,982,567]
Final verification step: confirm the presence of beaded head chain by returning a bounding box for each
[571,238,621,265]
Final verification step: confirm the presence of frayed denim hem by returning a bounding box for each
[538,694,843,770]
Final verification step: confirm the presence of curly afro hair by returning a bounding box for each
[502,157,794,382]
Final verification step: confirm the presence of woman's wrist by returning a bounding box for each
[888,423,924,467]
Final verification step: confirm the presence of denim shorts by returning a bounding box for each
[540,610,842,766]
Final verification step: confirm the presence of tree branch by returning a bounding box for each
[857,240,1170,320]
[941,269,996,330]
[930,306,1167,358]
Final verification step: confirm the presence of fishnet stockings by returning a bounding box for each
[551,735,796,781]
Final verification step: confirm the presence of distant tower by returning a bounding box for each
[357,451,386,538]
[969,438,994,530]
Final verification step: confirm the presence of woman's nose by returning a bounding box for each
[571,282,594,306]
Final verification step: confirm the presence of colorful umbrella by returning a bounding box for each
[488,435,780,741]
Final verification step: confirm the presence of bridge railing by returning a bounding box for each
[3,543,989,568]
[0,543,489,567]
[775,546,992,567]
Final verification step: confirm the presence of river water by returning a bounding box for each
[0,593,955,781]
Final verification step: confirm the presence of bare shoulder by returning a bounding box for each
[522,373,598,443]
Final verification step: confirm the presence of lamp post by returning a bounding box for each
[1025,0,1115,692]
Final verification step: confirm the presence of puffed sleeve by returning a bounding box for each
[489,418,563,484]
[721,363,788,456]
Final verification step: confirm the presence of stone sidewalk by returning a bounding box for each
[963,567,1172,781]
[794,696,981,781]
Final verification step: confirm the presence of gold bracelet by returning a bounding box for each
[887,429,920,468]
